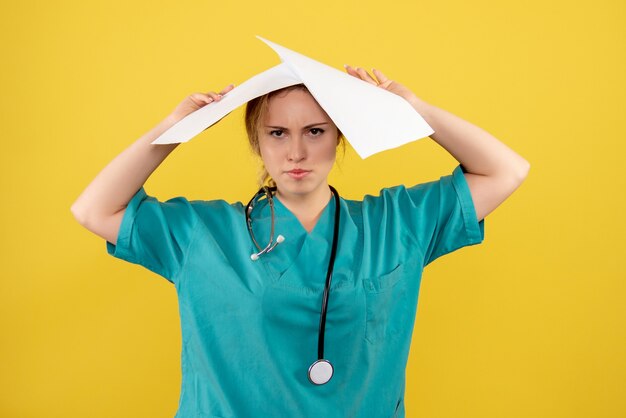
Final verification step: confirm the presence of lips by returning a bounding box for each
[286,169,311,179]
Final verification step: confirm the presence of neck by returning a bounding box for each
[276,185,333,232]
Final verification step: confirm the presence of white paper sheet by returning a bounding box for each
[152,36,434,159]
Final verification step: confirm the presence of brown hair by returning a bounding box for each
[244,84,345,187]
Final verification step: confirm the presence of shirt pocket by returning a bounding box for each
[362,263,411,344]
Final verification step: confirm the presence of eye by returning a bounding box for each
[269,129,284,138]
[309,128,325,136]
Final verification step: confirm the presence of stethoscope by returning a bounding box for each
[245,185,341,385]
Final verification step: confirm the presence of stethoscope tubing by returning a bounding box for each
[245,184,341,384]
[317,185,340,360]
[246,186,280,260]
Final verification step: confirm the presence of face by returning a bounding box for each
[258,88,339,202]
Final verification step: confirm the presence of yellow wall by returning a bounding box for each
[1,0,624,417]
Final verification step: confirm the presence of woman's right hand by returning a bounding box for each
[168,83,235,122]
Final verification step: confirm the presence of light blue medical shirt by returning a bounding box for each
[106,164,485,418]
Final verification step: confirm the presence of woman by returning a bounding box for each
[71,66,529,417]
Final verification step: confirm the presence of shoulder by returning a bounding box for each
[133,188,246,227]
[341,182,435,213]
[361,167,468,209]
[183,196,245,215]
[150,191,244,213]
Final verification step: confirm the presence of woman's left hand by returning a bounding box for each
[344,65,420,106]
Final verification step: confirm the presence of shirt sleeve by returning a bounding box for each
[105,186,200,283]
[404,164,485,266]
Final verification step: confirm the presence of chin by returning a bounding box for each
[279,185,314,196]
[277,179,322,196]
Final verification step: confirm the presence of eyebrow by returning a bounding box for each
[264,122,330,130]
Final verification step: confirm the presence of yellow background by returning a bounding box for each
[1,0,624,417]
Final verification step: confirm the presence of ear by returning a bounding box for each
[336,129,343,146]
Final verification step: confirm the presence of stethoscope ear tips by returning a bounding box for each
[250,235,286,261]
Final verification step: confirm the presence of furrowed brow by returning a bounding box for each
[265,122,330,130]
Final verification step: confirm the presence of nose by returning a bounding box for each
[287,136,306,162]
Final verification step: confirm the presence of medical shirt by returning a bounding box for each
[106,164,485,418]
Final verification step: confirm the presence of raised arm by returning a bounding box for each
[70,84,234,245]
[407,96,529,221]
[344,65,530,221]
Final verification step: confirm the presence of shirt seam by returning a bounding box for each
[452,166,484,245]
[400,185,427,264]
[172,212,201,288]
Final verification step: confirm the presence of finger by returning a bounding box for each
[220,83,235,95]
[372,68,389,84]
[190,92,214,105]
[372,68,394,89]
[355,67,378,85]
[355,67,375,84]
[343,64,360,78]
[205,91,223,101]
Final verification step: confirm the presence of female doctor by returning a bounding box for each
[71,66,530,417]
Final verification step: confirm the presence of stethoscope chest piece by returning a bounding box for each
[308,359,334,385]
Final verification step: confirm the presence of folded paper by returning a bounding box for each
[152,36,434,158]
